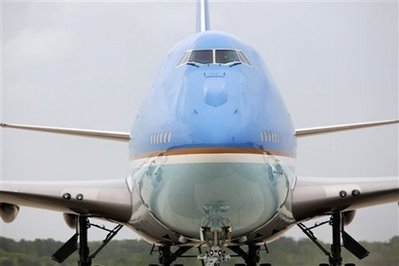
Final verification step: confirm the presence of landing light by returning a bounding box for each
[339,191,347,198]
[62,193,72,200]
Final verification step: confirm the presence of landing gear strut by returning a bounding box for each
[152,245,192,266]
[330,213,342,266]
[78,216,91,266]
[228,243,261,266]
[52,216,123,266]
[298,212,369,266]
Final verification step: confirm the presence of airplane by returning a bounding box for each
[1,1,398,266]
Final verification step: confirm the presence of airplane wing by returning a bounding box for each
[1,119,397,226]
[3,119,397,140]
[295,119,398,137]
[293,119,398,221]
[292,176,399,222]
[0,179,132,224]
[0,123,132,224]
[0,123,130,141]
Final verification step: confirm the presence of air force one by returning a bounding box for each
[1,1,398,266]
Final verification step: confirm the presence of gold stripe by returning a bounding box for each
[131,147,294,160]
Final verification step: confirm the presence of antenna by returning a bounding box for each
[196,0,210,32]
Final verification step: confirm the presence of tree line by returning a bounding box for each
[0,236,397,266]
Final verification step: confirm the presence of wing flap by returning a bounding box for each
[292,176,399,222]
[0,179,132,223]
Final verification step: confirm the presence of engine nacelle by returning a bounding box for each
[342,210,356,225]
[0,203,20,223]
[63,213,78,229]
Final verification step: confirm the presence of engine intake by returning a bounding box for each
[63,213,78,229]
[0,203,20,223]
[342,210,356,225]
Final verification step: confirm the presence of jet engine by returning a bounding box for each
[0,203,20,223]
[63,213,78,229]
[342,210,356,225]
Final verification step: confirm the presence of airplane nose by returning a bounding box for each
[203,76,227,107]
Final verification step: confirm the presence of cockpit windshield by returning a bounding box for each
[177,49,251,67]
[215,50,240,64]
[189,50,213,64]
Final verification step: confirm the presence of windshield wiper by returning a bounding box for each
[229,61,242,67]
[187,62,200,68]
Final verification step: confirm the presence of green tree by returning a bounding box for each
[1,236,398,266]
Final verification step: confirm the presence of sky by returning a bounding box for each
[1,0,398,246]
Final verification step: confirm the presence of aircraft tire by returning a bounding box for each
[344,264,356,266]
[259,264,272,266]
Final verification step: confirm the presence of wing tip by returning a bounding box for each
[295,118,399,137]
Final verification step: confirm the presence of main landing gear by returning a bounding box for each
[149,226,274,266]
[149,245,194,266]
[298,212,369,266]
[52,216,123,266]
[228,243,272,266]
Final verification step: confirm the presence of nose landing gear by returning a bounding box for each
[198,245,231,266]
[197,227,232,266]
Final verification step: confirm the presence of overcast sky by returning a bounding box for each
[1,0,398,245]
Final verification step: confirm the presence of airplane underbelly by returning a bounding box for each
[129,153,293,240]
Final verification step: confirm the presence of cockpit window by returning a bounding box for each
[176,49,251,67]
[188,50,213,64]
[176,51,191,66]
[237,51,251,65]
[215,50,239,64]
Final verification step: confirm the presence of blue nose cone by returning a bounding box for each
[203,76,227,107]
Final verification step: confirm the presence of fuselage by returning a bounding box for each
[127,31,297,244]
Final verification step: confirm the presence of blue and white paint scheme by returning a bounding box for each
[1,1,398,265]
[128,30,297,242]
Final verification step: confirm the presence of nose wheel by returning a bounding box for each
[198,245,230,266]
